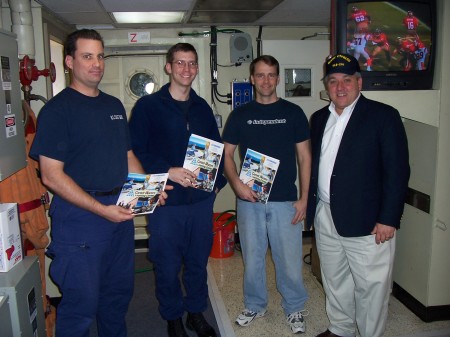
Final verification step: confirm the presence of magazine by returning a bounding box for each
[239,149,280,204]
[182,134,224,193]
[116,172,169,215]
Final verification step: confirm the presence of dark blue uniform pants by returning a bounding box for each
[47,195,134,337]
[147,194,215,320]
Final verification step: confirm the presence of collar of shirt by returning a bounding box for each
[317,93,361,203]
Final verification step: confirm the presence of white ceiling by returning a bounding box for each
[34,0,332,29]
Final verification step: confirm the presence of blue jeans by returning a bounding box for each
[237,199,308,315]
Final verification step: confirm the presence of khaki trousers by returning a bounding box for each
[315,200,395,337]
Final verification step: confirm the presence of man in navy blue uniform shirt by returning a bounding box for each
[31,29,169,337]
[129,43,226,337]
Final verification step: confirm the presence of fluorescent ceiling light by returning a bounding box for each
[112,12,185,24]
[76,25,115,30]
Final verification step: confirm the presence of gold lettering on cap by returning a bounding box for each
[336,54,351,62]
[327,54,351,65]
[327,55,337,65]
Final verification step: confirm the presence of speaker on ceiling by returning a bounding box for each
[230,32,253,63]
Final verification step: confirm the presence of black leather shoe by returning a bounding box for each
[167,318,188,337]
[316,329,351,337]
[186,312,217,337]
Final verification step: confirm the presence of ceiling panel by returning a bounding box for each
[193,0,283,11]
[33,0,331,28]
[256,0,331,26]
[55,12,113,25]
[188,11,269,25]
[35,0,105,12]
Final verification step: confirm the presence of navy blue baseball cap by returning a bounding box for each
[324,53,361,77]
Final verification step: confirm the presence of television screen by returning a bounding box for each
[333,0,436,90]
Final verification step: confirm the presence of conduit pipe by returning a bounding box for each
[8,0,35,59]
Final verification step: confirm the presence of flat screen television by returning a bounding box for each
[332,0,436,90]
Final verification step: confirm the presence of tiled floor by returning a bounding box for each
[207,238,450,337]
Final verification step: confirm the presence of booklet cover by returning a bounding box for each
[182,134,224,193]
[116,172,169,215]
[239,149,280,204]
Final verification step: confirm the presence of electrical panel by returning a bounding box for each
[0,294,13,336]
[0,29,27,181]
[0,257,46,337]
[231,81,253,110]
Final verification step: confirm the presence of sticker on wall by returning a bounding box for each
[4,114,17,138]
[1,56,12,90]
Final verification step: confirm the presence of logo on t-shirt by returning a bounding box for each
[110,115,124,120]
[247,119,286,126]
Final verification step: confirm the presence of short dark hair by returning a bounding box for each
[250,55,280,76]
[64,29,104,58]
[166,43,198,64]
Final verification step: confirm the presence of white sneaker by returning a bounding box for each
[286,310,307,334]
[235,308,267,327]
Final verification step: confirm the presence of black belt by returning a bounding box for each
[87,186,122,196]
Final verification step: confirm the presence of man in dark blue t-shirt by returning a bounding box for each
[222,55,311,334]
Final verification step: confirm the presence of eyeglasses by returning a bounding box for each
[172,60,198,69]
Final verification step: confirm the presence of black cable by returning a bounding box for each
[178,28,244,37]
[257,26,263,57]
[217,63,241,67]
[214,85,228,98]
[208,25,231,104]
[213,90,228,104]
[210,26,217,106]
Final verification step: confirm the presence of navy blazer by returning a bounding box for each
[306,95,410,237]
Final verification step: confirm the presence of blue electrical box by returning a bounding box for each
[231,81,253,110]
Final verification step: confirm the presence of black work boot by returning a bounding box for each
[186,312,217,337]
[167,318,188,337]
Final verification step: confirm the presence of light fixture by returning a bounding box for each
[76,25,115,30]
[112,12,185,24]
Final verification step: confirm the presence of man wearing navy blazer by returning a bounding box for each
[307,54,409,337]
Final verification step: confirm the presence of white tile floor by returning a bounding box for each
[207,238,450,337]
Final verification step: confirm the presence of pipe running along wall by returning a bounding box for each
[8,0,35,59]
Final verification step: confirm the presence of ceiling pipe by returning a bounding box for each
[8,0,35,59]
[8,0,39,125]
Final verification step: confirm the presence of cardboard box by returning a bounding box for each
[0,203,23,272]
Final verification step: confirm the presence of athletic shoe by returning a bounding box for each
[235,308,267,327]
[286,310,307,334]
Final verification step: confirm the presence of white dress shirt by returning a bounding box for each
[318,94,360,203]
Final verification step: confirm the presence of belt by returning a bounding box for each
[18,192,50,213]
[87,186,122,196]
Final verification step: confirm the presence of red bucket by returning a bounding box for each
[210,212,236,258]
